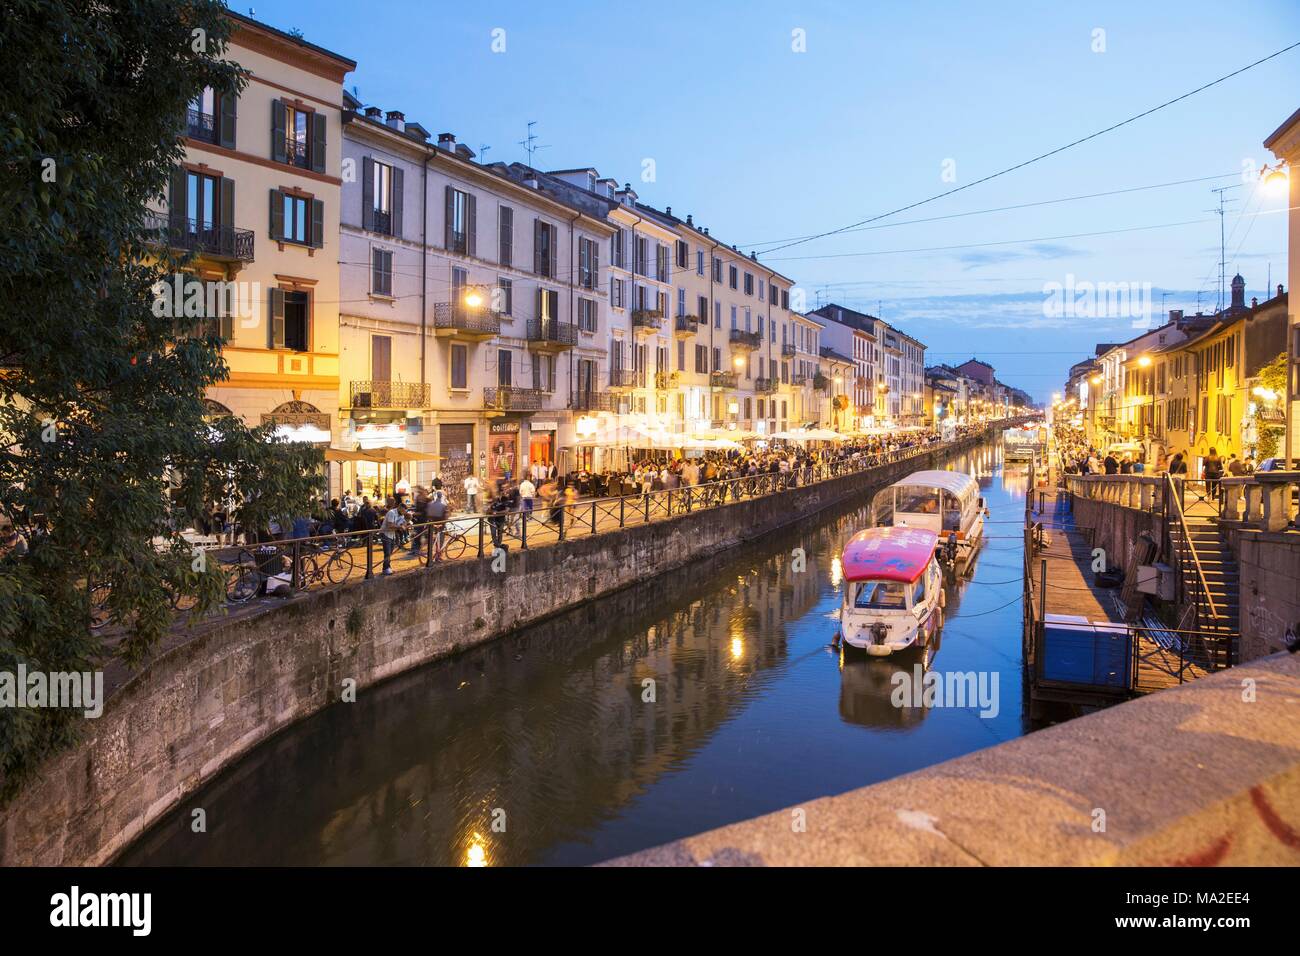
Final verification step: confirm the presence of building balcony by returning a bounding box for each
[654,371,680,390]
[791,374,811,387]
[145,212,254,263]
[813,373,831,392]
[526,318,577,353]
[350,380,430,410]
[710,370,738,390]
[673,316,697,338]
[433,301,501,340]
[571,390,617,412]
[609,368,641,391]
[781,343,796,358]
[729,329,761,351]
[186,108,217,143]
[483,386,543,413]
[754,377,778,394]
[632,310,663,335]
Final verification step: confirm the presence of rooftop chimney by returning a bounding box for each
[686,214,693,226]
[385,110,404,131]
[1169,308,1183,322]
[364,106,382,120]
[1252,297,1259,308]
[665,206,671,216]
[437,132,456,151]
[1279,283,1285,298]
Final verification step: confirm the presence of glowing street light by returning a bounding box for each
[1137,354,1152,368]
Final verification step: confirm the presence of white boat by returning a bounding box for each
[1003,423,1047,462]
[839,526,945,656]
[870,469,986,569]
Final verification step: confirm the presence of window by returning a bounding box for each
[714,301,721,328]
[499,206,513,266]
[712,347,721,371]
[272,189,322,247]
[677,339,686,371]
[534,219,556,277]
[612,229,626,269]
[446,187,476,256]
[450,343,468,389]
[610,277,625,309]
[697,250,704,275]
[186,170,220,231]
[677,288,686,317]
[744,272,753,296]
[656,243,669,282]
[712,257,722,282]
[675,239,689,269]
[758,279,765,301]
[729,264,738,289]
[770,284,779,306]
[781,289,789,310]
[497,277,513,315]
[497,348,513,387]
[578,297,597,332]
[371,248,393,296]
[272,100,323,172]
[186,86,234,147]
[698,295,708,322]
[695,344,707,372]
[269,288,310,352]
[363,158,400,236]
[578,237,599,289]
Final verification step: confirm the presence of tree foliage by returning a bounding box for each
[0,0,323,797]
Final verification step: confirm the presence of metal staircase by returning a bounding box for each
[1165,478,1240,665]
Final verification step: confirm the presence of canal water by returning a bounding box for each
[120,435,1032,866]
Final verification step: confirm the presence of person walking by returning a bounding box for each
[1203,447,1224,498]
[425,479,450,561]
[518,475,536,515]
[463,473,481,515]
[379,496,406,575]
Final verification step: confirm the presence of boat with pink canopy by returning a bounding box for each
[839,526,945,656]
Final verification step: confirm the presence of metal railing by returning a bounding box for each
[526,318,577,347]
[350,380,430,409]
[754,377,777,393]
[144,212,254,262]
[483,386,543,411]
[673,317,696,336]
[609,368,640,389]
[729,329,761,350]
[186,108,216,142]
[632,310,663,332]
[781,343,796,357]
[710,371,738,389]
[571,390,617,412]
[1163,473,1221,627]
[432,302,501,336]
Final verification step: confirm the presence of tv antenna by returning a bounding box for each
[518,121,550,168]
[1208,184,1240,312]
[479,144,491,165]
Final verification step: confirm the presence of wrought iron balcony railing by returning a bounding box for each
[144,211,254,262]
[526,318,577,348]
[710,370,738,389]
[632,309,663,332]
[673,316,696,337]
[350,380,430,409]
[729,329,761,350]
[484,386,543,412]
[781,342,797,357]
[754,377,778,394]
[571,390,617,412]
[609,368,641,389]
[791,374,811,387]
[186,108,216,143]
[433,301,501,337]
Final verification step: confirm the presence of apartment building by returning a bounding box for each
[810,303,920,430]
[819,347,855,431]
[155,12,354,464]
[338,114,614,499]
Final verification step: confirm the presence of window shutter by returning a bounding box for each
[219,177,234,230]
[268,188,284,240]
[218,91,237,149]
[310,199,324,248]
[533,218,543,273]
[592,244,600,287]
[391,166,403,237]
[219,302,234,343]
[271,100,286,163]
[499,206,513,266]
[467,193,477,257]
[170,167,187,223]
[444,185,454,249]
[371,249,381,293]
[310,112,326,173]
[361,156,374,231]
[536,286,545,322]
[269,288,285,348]
[547,224,556,278]
[532,353,542,390]
[548,289,560,324]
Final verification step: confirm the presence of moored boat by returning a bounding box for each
[839,526,944,656]
[870,469,986,569]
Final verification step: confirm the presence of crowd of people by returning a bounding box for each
[1056,425,1254,497]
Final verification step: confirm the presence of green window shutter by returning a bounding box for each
[218,90,237,149]
[219,178,234,230]
[269,188,284,240]
[466,192,476,257]
[310,199,324,248]
[310,112,326,174]
[170,167,188,223]
[271,100,286,163]
[361,156,374,231]
[391,167,403,238]
[269,288,285,348]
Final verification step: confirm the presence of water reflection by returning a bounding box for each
[120,436,1028,867]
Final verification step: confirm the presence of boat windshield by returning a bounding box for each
[942,491,963,531]
[896,486,939,514]
[853,580,908,610]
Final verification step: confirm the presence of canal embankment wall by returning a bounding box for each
[0,430,992,866]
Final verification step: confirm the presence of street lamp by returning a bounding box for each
[463,289,484,309]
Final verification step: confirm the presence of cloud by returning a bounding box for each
[955,242,1086,270]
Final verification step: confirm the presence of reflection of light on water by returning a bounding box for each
[730,636,744,659]
[830,556,843,589]
[465,833,489,867]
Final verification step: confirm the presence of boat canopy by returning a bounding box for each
[891,469,978,498]
[841,527,939,584]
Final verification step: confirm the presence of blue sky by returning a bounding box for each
[243,0,1300,401]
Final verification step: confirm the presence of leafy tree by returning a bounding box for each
[0,0,323,797]
[1254,351,1286,460]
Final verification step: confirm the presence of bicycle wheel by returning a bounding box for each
[168,583,200,613]
[297,553,323,589]
[225,552,260,604]
[326,548,354,585]
[443,533,467,560]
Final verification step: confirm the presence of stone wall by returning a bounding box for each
[1233,529,1300,660]
[1068,494,1161,572]
[0,434,986,866]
